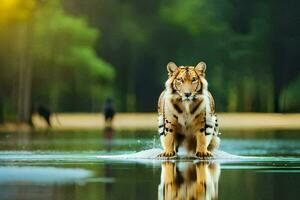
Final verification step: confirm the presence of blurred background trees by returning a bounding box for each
[0,0,299,123]
[0,0,115,122]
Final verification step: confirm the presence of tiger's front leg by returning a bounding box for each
[195,127,213,159]
[158,115,177,158]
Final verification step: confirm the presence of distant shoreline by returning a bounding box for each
[0,113,299,132]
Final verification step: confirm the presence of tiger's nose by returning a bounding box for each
[184,93,191,97]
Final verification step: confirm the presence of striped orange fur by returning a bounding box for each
[157,61,221,158]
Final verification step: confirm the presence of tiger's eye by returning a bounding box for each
[192,77,198,83]
[176,78,183,82]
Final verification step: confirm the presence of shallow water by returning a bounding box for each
[0,129,299,200]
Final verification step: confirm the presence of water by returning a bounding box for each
[0,129,299,200]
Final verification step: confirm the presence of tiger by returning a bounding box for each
[157,61,221,158]
[158,161,220,200]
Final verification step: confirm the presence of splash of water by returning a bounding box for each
[96,148,244,160]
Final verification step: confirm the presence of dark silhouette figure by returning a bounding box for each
[103,97,115,127]
[37,105,52,127]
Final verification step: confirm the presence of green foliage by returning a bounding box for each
[160,0,224,35]
[0,0,115,118]
[69,47,114,79]
[31,1,115,111]
[33,2,114,79]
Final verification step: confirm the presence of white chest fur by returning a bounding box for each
[178,101,194,126]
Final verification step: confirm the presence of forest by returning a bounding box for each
[0,0,299,123]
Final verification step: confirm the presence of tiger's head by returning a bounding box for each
[165,61,208,101]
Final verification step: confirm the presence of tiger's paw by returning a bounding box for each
[195,150,213,159]
[157,151,176,158]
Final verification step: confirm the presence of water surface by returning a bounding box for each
[0,129,299,200]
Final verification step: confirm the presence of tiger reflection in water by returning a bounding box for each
[158,161,220,200]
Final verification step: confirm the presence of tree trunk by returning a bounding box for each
[0,94,3,123]
[16,21,33,124]
[271,0,300,112]
[270,0,286,113]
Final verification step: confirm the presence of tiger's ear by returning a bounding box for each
[167,62,178,76]
[195,61,206,75]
